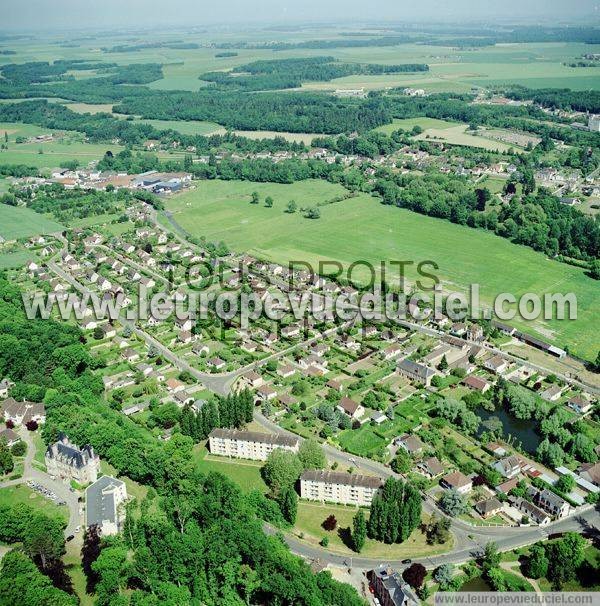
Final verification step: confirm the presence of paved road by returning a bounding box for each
[265,506,600,571]
[0,427,82,537]
[254,411,600,569]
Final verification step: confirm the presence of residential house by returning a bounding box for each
[540,385,563,402]
[1,398,45,426]
[256,384,277,402]
[207,357,226,371]
[174,391,195,407]
[0,428,19,447]
[509,496,550,526]
[464,375,491,394]
[122,348,140,364]
[326,379,343,393]
[493,455,523,479]
[484,355,508,375]
[495,477,520,495]
[336,397,364,420]
[166,378,185,393]
[369,567,419,606]
[382,344,403,361]
[416,456,444,479]
[395,434,425,456]
[474,497,503,519]
[281,325,300,338]
[397,358,436,387]
[532,488,570,519]
[579,462,600,487]
[178,330,194,344]
[466,324,484,342]
[441,471,472,494]
[277,364,296,379]
[568,395,593,414]
[371,411,387,425]
[0,378,14,398]
[240,371,263,390]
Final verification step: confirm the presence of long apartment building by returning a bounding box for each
[208,428,300,461]
[300,470,384,507]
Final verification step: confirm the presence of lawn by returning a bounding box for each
[0,251,34,269]
[294,501,452,558]
[0,484,68,523]
[0,204,63,239]
[165,181,599,360]
[192,443,268,493]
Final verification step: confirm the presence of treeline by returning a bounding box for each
[102,41,199,52]
[0,60,163,103]
[12,183,131,222]
[0,503,75,603]
[116,90,392,133]
[201,56,428,91]
[386,92,600,154]
[179,390,254,442]
[371,171,600,261]
[367,477,422,544]
[505,87,600,114]
[0,100,308,153]
[213,35,415,50]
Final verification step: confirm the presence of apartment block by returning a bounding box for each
[208,428,299,461]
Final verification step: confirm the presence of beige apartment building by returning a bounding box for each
[208,428,300,461]
[300,470,383,507]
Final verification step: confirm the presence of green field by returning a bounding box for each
[4,37,598,94]
[136,118,225,136]
[0,204,63,239]
[375,117,459,135]
[193,443,268,493]
[415,124,515,152]
[165,179,599,360]
[0,139,123,170]
[0,251,36,269]
[294,501,452,558]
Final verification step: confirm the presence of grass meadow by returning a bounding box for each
[0,204,63,239]
[165,179,599,360]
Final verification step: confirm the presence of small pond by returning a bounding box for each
[476,405,541,454]
[459,576,493,592]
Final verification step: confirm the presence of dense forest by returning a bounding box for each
[505,87,600,114]
[0,100,309,153]
[200,56,428,90]
[115,90,391,133]
[0,60,163,103]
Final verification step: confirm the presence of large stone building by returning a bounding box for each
[85,476,128,536]
[208,428,300,461]
[369,567,420,606]
[45,433,100,485]
[300,470,383,507]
